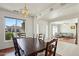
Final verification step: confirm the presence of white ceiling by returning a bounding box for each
[51,18,78,24]
[0,3,67,16]
[0,3,78,21]
[40,4,79,21]
[0,3,54,15]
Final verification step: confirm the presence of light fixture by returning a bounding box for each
[21,4,29,18]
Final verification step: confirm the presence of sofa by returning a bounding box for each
[55,33,74,39]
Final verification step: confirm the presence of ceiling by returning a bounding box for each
[0,3,66,16]
[51,18,78,24]
[40,3,79,21]
[0,3,78,21]
[0,3,54,15]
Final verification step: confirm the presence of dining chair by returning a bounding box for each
[38,34,45,41]
[45,39,58,56]
[37,39,58,56]
[18,33,26,38]
[12,37,25,56]
[13,37,21,56]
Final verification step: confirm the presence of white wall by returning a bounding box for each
[25,17,34,37]
[48,22,52,38]
[77,19,79,45]
[33,18,48,39]
[38,20,48,34]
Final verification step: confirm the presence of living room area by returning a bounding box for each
[49,18,78,44]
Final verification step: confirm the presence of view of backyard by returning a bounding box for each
[5,17,25,40]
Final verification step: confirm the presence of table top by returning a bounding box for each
[17,37,46,56]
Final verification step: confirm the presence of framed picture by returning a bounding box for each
[71,26,75,29]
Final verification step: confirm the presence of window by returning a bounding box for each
[52,25,58,36]
[5,17,25,40]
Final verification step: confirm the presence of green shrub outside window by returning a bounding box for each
[5,32,13,40]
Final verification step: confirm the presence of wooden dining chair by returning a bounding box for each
[45,39,58,56]
[38,34,45,41]
[18,33,26,38]
[13,37,21,56]
[37,39,58,56]
[12,37,25,56]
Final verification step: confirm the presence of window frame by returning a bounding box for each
[4,16,25,42]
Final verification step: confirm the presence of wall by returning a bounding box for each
[48,22,52,38]
[38,20,48,35]
[34,18,48,39]
[77,19,79,45]
[25,17,34,37]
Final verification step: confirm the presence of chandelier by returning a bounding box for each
[21,4,29,18]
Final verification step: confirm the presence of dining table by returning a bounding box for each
[16,37,47,56]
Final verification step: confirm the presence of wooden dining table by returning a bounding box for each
[16,37,46,56]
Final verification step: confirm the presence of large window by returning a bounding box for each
[52,25,58,36]
[5,17,25,40]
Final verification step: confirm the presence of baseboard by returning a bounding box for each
[0,47,14,52]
